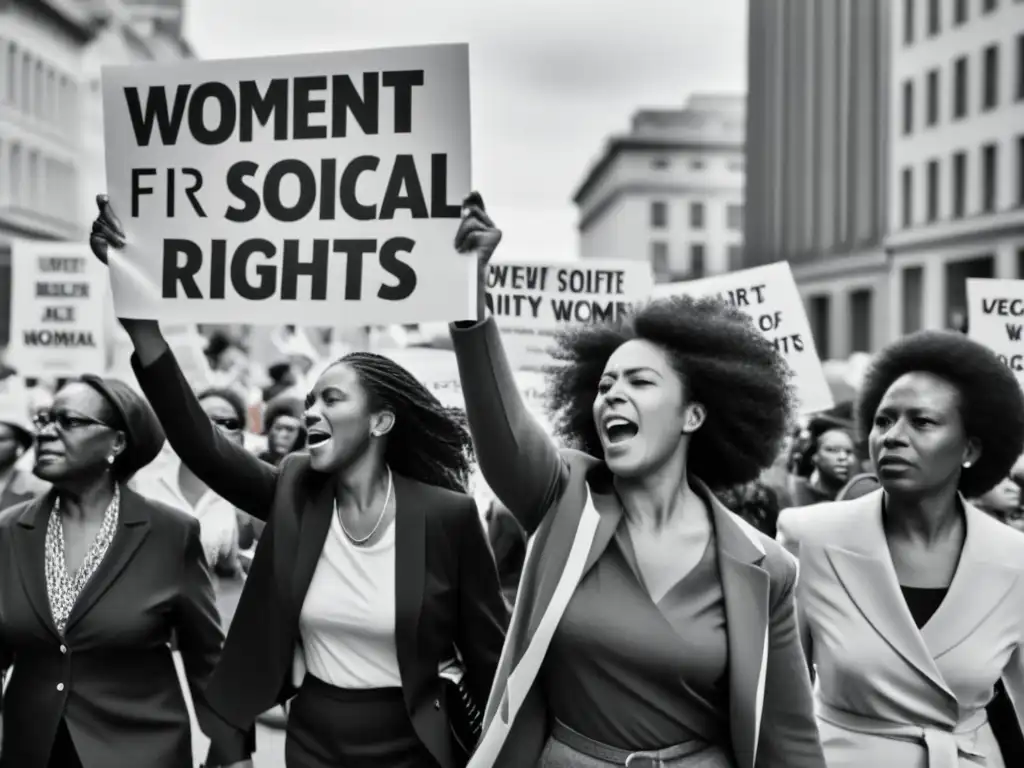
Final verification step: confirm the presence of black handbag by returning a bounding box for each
[440,654,484,762]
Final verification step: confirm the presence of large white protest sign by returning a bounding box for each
[487,259,654,371]
[6,241,108,377]
[101,44,475,327]
[654,262,833,414]
[966,278,1024,387]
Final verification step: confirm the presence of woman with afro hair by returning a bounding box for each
[777,330,1024,767]
[449,194,825,768]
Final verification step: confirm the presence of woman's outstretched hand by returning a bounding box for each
[88,194,165,359]
[454,192,502,321]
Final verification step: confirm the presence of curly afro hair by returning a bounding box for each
[854,330,1024,498]
[546,294,796,489]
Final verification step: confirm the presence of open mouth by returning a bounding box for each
[604,416,639,444]
[307,431,332,448]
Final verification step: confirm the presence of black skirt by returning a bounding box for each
[47,720,84,768]
[285,676,439,768]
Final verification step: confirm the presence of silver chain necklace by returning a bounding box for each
[338,467,393,545]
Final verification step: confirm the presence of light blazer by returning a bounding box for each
[0,485,229,768]
[777,492,1024,767]
[131,347,509,768]
[449,317,826,768]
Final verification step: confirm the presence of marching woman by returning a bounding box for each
[777,331,1024,767]
[449,194,825,768]
[0,375,239,767]
[90,197,508,768]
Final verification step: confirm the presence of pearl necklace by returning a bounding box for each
[338,467,393,545]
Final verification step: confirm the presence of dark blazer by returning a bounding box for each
[131,348,509,768]
[0,469,47,513]
[449,317,826,768]
[0,485,228,768]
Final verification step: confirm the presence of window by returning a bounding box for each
[727,244,743,271]
[1018,134,1024,206]
[954,56,968,118]
[927,159,940,221]
[849,290,873,353]
[983,0,997,13]
[903,79,915,134]
[690,244,706,278]
[902,166,914,227]
[927,69,940,125]
[927,0,940,35]
[982,142,998,212]
[983,45,999,111]
[1016,33,1024,101]
[9,143,20,206]
[651,156,670,170]
[726,204,744,231]
[954,0,968,24]
[651,201,668,228]
[690,159,705,170]
[727,159,745,172]
[690,201,705,229]
[902,267,924,334]
[650,241,669,277]
[4,44,15,105]
[809,296,831,360]
[904,0,915,45]
[952,150,967,217]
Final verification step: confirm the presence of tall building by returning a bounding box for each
[0,0,194,349]
[744,0,891,360]
[572,94,746,282]
[886,0,1024,337]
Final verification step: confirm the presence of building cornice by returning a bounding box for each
[571,136,743,207]
[578,181,744,233]
[9,0,98,43]
[884,207,1024,255]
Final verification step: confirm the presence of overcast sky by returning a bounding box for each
[184,1,747,263]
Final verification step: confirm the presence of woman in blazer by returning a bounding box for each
[0,374,237,768]
[448,195,825,768]
[777,330,1024,767]
[90,198,508,768]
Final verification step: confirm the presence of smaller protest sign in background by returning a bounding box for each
[101,43,475,327]
[487,259,654,372]
[6,241,108,378]
[966,278,1024,388]
[654,262,833,415]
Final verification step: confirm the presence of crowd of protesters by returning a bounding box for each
[0,192,1021,767]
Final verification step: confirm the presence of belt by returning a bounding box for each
[552,720,710,768]
[817,702,988,768]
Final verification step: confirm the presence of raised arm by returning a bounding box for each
[89,195,277,521]
[449,194,564,535]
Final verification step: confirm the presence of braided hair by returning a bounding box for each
[338,352,475,493]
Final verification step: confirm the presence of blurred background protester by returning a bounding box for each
[0,405,47,512]
[789,415,858,507]
[717,480,783,539]
[258,395,306,468]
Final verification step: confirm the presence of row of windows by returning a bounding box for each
[648,241,744,281]
[650,156,745,173]
[903,0,1003,46]
[901,36,1024,135]
[806,289,875,360]
[0,138,79,223]
[899,135,1024,226]
[0,40,79,135]
[650,200,744,231]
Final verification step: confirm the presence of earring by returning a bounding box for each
[106,454,116,465]
[963,460,972,468]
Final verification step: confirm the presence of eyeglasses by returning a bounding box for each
[33,410,110,432]
[210,416,243,432]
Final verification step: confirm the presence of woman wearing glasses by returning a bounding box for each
[0,375,242,768]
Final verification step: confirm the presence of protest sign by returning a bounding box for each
[654,262,833,414]
[487,259,654,371]
[966,278,1024,388]
[6,241,108,378]
[385,347,552,432]
[101,44,475,327]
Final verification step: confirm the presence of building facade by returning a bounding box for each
[744,0,891,360]
[0,0,193,349]
[572,94,746,283]
[886,0,1024,337]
